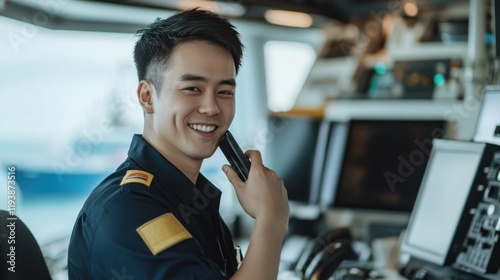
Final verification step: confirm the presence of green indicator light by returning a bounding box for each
[374,62,386,75]
[433,73,446,87]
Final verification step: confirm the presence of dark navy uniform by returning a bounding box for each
[68,134,239,279]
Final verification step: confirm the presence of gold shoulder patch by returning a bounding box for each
[136,213,192,255]
[120,170,154,187]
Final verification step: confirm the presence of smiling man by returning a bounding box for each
[68,8,289,280]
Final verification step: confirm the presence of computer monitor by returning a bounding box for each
[320,119,447,213]
[474,85,500,145]
[264,115,328,205]
[400,139,485,266]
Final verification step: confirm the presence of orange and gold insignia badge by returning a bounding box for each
[120,170,154,187]
[137,213,193,255]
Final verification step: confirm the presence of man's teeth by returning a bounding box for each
[189,124,216,132]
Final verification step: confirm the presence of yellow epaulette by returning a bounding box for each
[137,213,193,255]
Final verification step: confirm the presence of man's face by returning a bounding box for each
[147,40,236,165]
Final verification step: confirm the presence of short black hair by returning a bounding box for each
[134,8,244,91]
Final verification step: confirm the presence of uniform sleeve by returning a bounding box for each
[89,188,229,280]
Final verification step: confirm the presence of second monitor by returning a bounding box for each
[320,119,447,213]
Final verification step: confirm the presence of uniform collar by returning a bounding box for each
[127,134,222,208]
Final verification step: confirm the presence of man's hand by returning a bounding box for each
[223,149,290,280]
[223,149,289,233]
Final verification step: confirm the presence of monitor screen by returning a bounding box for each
[264,115,328,205]
[401,139,485,265]
[321,119,446,212]
[474,85,500,145]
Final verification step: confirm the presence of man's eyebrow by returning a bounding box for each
[180,74,207,82]
[179,74,236,87]
[221,78,236,87]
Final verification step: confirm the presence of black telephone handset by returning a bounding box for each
[294,228,355,279]
[219,131,251,181]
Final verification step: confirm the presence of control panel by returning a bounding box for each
[455,152,500,274]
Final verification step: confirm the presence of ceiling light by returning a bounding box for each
[264,10,313,28]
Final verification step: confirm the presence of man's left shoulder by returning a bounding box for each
[119,169,154,188]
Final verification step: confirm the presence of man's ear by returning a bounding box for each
[137,80,155,114]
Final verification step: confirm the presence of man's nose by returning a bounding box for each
[199,92,221,115]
